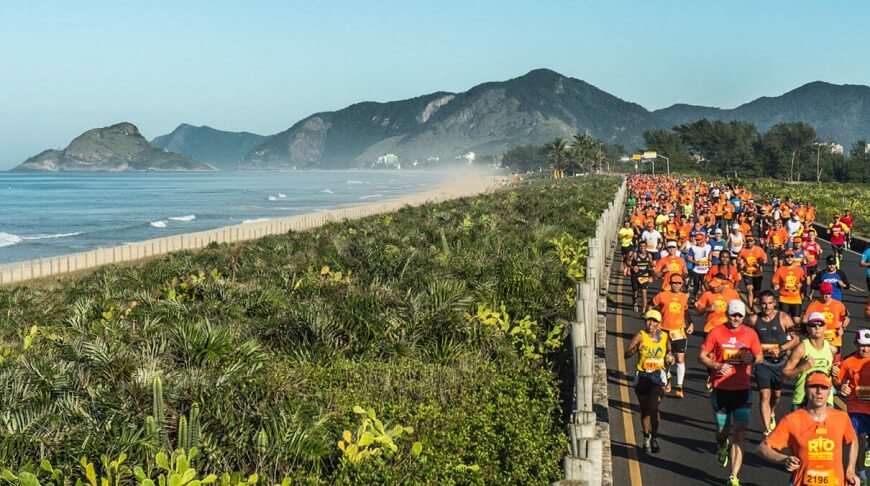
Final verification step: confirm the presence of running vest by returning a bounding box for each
[636,329,668,373]
[793,338,835,406]
[632,254,652,281]
[728,232,744,255]
[689,244,712,274]
[754,312,789,366]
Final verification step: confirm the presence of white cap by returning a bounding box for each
[857,329,870,346]
[727,299,746,316]
[807,311,826,323]
[666,240,677,248]
[732,223,739,229]
[714,228,723,234]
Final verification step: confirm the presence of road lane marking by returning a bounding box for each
[614,276,643,485]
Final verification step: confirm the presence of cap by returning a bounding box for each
[820,282,834,295]
[807,311,826,323]
[732,223,739,229]
[806,373,832,389]
[666,240,677,248]
[714,228,723,234]
[746,236,756,242]
[669,275,685,284]
[792,214,799,220]
[727,299,746,316]
[785,250,795,257]
[709,278,724,289]
[694,233,704,240]
[809,228,817,234]
[792,236,803,242]
[856,329,870,345]
[826,255,837,265]
[644,309,662,322]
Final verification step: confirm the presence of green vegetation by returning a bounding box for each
[744,179,870,236]
[0,175,619,484]
[503,133,623,174]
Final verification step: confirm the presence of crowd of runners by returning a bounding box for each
[618,175,870,486]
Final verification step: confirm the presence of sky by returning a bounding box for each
[2,0,869,169]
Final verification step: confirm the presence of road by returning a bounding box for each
[606,239,868,485]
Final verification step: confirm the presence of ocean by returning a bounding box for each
[0,170,448,265]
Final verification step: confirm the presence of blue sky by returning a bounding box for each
[1,0,868,169]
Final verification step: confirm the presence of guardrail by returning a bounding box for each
[0,180,497,286]
[557,177,626,486]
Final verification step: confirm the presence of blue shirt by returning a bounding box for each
[863,248,870,279]
[819,271,845,301]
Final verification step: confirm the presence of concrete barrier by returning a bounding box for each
[556,177,626,486]
[0,177,500,286]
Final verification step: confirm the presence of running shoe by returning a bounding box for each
[643,434,652,453]
[675,386,684,399]
[651,436,660,453]
[726,476,740,486]
[716,441,729,468]
[864,449,870,468]
[664,381,672,395]
[705,376,713,392]
[769,414,776,431]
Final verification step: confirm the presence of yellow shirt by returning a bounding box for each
[636,329,669,373]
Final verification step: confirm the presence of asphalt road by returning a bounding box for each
[606,239,868,486]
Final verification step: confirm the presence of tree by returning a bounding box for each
[766,122,816,181]
[642,129,692,171]
[674,119,759,177]
[545,137,570,171]
[501,144,548,173]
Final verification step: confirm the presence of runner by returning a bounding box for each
[686,232,713,301]
[837,329,870,483]
[767,219,789,272]
[804,228,822,299]
[804,282,851,356]
[737,236,767,310]
[757,372,859,486]
[727,223,745,257]
[747,290,797,436]
[860,245,870,292]
[618,220,636,273]
[842,209,855,250]
[653,275,693,398]
[641,221,664,262]
[698,299,763,486]
[654,241,688,291]
[811,255,851,302]
[829,214,850,267]
[771,250,805,323]
[709,227,728,265]
[706,252,741,290]
[783,311,839,409]
[696,276,741,333]
[624,309,675,453]
[629,245,654,313]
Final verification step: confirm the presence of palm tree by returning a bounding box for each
[545,137,569,172]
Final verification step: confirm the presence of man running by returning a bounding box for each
[837,329,870,483]
[783,311,839,410]
[641,222,663,262]
[618,220,636,273]
[624,309,675,453]
[654,241,688,291]
[686,232,713,301]
[653,275,693,398]
[804,228,822,299]
[758,372,859,486]
[860,245,870,293]
[737,236,767,310]
[804,282,851,358]
[706,252,741,290]
[698,299,762,486]
[829,213,850,267]
[629,245,654,313]
[771,250,805,323]
[747,291,797,436]
[767,219,789,272]
[811,255,851,302]
[696,276,741,333]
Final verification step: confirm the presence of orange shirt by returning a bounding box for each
[838,355,870,415]
[767,227,789,249]
[738,246,767,277]
[772,265,805,305]
[654,255,686,284]
[695,288,741,332]
[653,291,689,332]
[765,408,855,486]
[706,264,741,289]
[804,299,849,347]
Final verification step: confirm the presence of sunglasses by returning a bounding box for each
[728,313,744,318]
[806,322,826,328]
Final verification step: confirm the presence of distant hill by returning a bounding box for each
[654,81,870,148]
[241,69,661,169]
[12,123,215,172]
[151,124,266,170]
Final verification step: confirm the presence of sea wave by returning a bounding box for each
[150,221,168,228]
[346,180,365,185]
[267,193,288,201]
[0,232,22,248]
[321,189,334,194]
[359,194,383,200]
[242,217,271,224]
[21,232,83,241]
[169,215,196,222]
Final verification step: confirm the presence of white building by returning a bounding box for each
[375,154,400,168]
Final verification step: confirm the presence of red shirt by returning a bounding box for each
[765,408,856,486]
[829,222,848,245]
[701,324,762,390]
[804,241,821,266]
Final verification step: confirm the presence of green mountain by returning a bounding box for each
[653,81,870,147]
[241,69,661,169]
[151,124,266,170]
[12,122,216,172]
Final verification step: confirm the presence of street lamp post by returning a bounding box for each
[657,154,670,176]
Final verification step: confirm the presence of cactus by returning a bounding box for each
[176,403,201,451]
[177,415,188,451]
[152,375,165,446]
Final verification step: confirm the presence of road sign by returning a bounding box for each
[631,154,642,161]
[642,151,657,160]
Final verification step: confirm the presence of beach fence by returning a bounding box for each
[557,177,626,486]
[0,179,498,286]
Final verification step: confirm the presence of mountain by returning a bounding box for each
[241,69,661,169]
[151,124,266,170]
[12,123,216,172]
[654,81,870,148]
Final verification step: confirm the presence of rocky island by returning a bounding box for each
[12,122,216,172]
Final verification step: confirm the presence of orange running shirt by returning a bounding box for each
[767,228,789,249]
[653,291,689,333]
[654,255,687,285]
[838,355,870,415]
[765,408,856,486]
[772,266,805,305]
[695,288,741,332]
[804,300,848,347]
[738,246,767,277]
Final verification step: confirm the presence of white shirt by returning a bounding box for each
[641,229,662,251]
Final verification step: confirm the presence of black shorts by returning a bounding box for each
[690,272,706,288]
[832,244,845,254]
[631,277,651,292]
[669,337,688,354]
[806,264,818,276]
[755,364,784,390]
[634,371,666,395]
[769,248,785,260]
[621,246,635,257]
[779,301,802,318]
[742,275,763,289]
[711,388,752,414]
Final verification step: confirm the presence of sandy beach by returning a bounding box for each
[0,172,506,285]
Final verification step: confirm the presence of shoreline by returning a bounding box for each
[0,173,507,285]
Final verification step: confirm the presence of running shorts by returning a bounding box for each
[711,389,751,429]
[754,364,784,391]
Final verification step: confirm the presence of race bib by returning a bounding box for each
[824,329,836,342]
[722,348,744,364]
[761,343,779,352]
[856,386,870,401]
[803,469,834,485]
[638,276,651,284]
[668,328,687,340]
[699,258,710,266]
[642,357,665,372]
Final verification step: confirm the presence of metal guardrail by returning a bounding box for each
[557,177,626,486]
